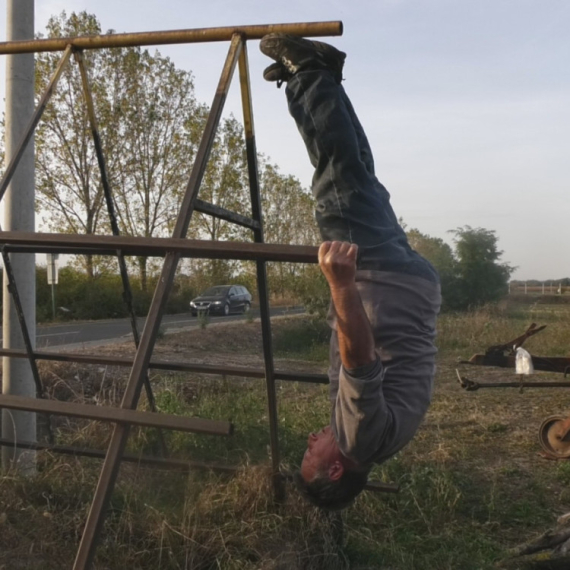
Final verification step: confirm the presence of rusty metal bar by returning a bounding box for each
[194,198,261,230]
[1,250,44,397]
[73,35,243,570]
[0,347,329,384]
[0,394,233,436]
[0,249,54,442]
[364,481,400,494]
[0,45,73,206]
[463,354,570,374]
[0,231,319,263]
[0,438,237,473]
[0,22,343,55]
[456,369,570,391]
[460,380,570,391]
[238,41,284,499]
[75,49,167,455]
[75,49,139,340]
[282,470,398,494]
[0,437,398,494]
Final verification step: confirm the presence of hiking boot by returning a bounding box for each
[259,34,346,84]
[263,62,292,88]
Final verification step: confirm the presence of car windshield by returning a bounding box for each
[201,286,230,297]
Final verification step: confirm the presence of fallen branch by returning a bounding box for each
[511,528,570,557]
[500,554,570,570]
[500,525,570,569]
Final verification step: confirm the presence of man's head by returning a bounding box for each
[295,426,369,510]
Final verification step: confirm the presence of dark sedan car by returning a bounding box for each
[190,285,252,317]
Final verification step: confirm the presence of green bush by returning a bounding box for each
[32,266,197,322]
[272,316,330,360]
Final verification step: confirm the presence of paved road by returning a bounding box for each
[2,307,304,350]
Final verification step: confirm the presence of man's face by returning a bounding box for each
[300,425,342,482]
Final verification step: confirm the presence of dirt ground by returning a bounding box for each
[45,314,570,495]
[45,314,570,466]
[9,312,570,569]
[107,315,321,369]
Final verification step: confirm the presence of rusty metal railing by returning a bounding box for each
[0,21,397,570]
[0,22,342,55]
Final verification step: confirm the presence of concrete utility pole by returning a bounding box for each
[2,0,36,473]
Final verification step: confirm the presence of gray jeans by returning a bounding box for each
[285,70,438,284]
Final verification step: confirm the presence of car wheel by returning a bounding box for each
[223,303,230,316]
[243,302,250,314]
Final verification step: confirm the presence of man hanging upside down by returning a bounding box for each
[259,34,442,510]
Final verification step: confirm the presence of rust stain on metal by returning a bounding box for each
[0,22,342,55]
[0,394,233,436]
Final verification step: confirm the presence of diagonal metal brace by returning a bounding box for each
[1,247,54,443]
[74,48,167,456]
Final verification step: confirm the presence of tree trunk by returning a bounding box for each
[84,254,94,279]
[138,256,147,292]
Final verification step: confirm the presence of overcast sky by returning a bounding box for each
[1,0,568,280]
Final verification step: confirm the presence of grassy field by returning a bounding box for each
[1,300,570,569]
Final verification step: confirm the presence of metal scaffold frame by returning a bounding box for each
[0,21,397,569]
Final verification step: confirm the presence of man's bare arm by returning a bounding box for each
[318,241,376,370]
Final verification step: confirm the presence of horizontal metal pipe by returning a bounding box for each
[6,243,318,262]
[0,348,329,384]
[282,470,398,494]
[0,394,233,436]
[364,481,400,494]
[0,21,343,55]
[0,231,319,263]
[0,438,237,473]
[0,437,398,493]
[465,381,570,390]
[464,355,570,374]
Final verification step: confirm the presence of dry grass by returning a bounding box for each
[1,302,570,569]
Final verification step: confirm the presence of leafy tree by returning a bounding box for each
[407,229,456,278]
[406,228,462,310]
[35,12,118,278]
[35,12,201,288]
[450,226,514,309]
[260,160,320,299]
[181,136,322,299]
[189,116,249,241]
[109,45,200,290]
[405,225,514,310]
[34,11,325,301]
[184,115,251,287]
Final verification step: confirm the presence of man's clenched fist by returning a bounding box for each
[318,241,358,290]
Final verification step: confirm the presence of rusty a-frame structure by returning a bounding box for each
[0,21,396,569]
